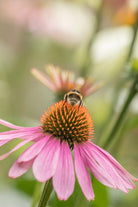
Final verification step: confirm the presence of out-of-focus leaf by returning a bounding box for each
[92,177,109,207]
[50,177,109,207]
[50,179,89,207]
[0,185,31,207]
[132,58,138,73]
[124,115,138,130]
[14,178,37,196]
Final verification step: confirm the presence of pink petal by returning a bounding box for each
[91,144,134,191]
[0,130,37,140]
[0,127,40,136]
[0,130,22,136]
[80,145,116,188]
[0,140,10,147]
[0,119,23,129]
[53,141,75,200]
[94,143,138,182]
[58,69,64,87]
[0,139,31,160]
[64,71,73,90]
[33,138,60,182]
[18,132,45,142]
[18,135,50,162]
[0,118,39,130]
[0,127,42,141]
[9,159,34,178]
[74,144,94,201]
[83,141,137,192]
[31,68,57,92]
[47,67,61,89]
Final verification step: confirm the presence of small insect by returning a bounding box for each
[64,89,83,107]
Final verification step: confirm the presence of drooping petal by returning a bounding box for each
[90,145,133,191]
[74,144,94,201]
[0,119,40,131]
[53,141,75,200]
[0,140,10,147]
[93,143,138,182]
[82,141,137,192]
[18,135,50,162]
[0,130,39,141]
[33,138,60,182]
[0,127,43,143]
[0,127,40,136]
[0,139,32,160]
[0,119,23,129]
[9,159,34,178]
[80,144,116,188]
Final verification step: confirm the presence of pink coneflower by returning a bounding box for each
[0,99,137,200]
[31,65,103,98]
[1,0,91,46]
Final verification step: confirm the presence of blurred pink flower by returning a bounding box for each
[0,100,138,200]
[0,0,91,45]
[106,0,129,8]
[31,65,103,98]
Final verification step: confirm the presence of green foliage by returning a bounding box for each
[132,58,138,73]
[49,180,89,207]
[14,178,37,196]
[49,177,109,207]
[124,115,138,129]
[92,178,109,207]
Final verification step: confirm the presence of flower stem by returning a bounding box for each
[80,0,104,77]
[100,7,138,149]
[37,179,53,207]
[102,75,138,149]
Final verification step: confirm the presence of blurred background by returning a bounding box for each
[0,0,138,206]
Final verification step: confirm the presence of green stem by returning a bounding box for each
[107,7,138,122]
[37,179,53,207]
[31,182,42,207]
[99,8,138,149]
[102,76,138,149]
[80,0,104,77]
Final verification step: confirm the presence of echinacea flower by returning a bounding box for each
[0,99,138,200]
[31,65,103,99]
